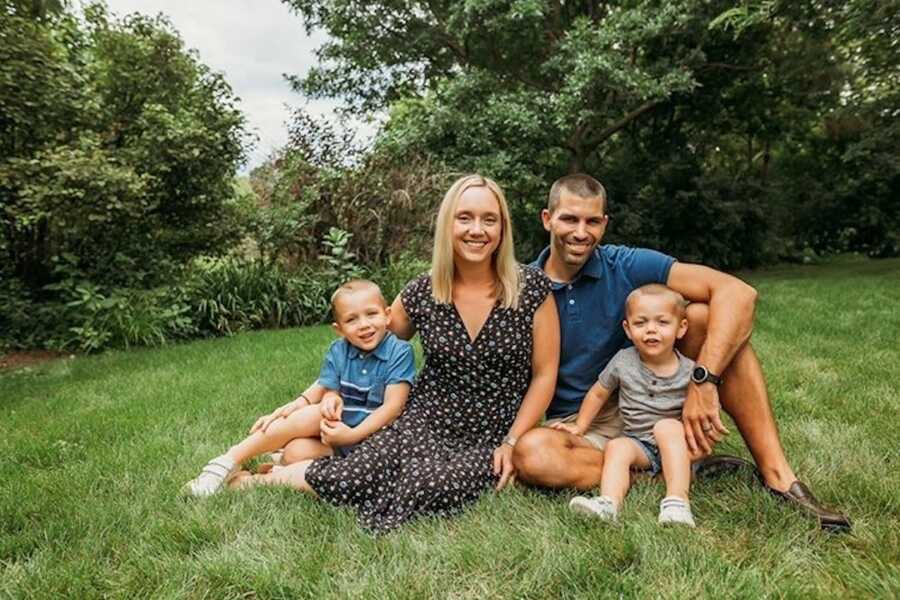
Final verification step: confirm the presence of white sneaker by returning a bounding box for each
[183,455,238,497]
[569,495,618,522]
[658,496,696,527]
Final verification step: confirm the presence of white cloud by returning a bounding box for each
[103,0,366,171]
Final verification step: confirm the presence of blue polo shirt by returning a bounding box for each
[317,332,416,427]
[532,244,676,419]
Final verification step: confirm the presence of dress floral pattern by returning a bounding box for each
[305,265,552,532]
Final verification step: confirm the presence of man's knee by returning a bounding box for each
[513,427,569,480]
[679,303,709,359]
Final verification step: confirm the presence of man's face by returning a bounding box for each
[541,191,608,268]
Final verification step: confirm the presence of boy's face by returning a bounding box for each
[332,288,391,352]
[622,294,688,360]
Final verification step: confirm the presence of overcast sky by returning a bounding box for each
[104,0,359,171]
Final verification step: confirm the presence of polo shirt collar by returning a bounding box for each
[533,246,604,286]
[347,332,393,360]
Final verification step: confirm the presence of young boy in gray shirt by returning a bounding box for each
[554,283,699,526]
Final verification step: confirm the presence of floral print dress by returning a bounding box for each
[305,265,552,532]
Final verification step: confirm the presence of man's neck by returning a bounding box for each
[543,252,582,284]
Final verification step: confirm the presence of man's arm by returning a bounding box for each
[667,262,758,454]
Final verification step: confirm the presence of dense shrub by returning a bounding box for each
[1,5,248,293]
[246,111,449,269]
[181,257,331,336]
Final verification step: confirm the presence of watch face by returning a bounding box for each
[692,366,707,382]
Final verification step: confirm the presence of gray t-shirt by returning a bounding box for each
[597,347,695,443]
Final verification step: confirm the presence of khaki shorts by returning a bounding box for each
[544,407,624,450]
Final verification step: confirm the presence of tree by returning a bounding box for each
[0,2,249,291]
[283,0,898,263]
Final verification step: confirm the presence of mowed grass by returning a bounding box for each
[2,257,899,599]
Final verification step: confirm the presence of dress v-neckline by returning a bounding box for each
[451,301,497,345]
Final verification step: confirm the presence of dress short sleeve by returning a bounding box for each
[399,273,431,330]
[519,265,553,318]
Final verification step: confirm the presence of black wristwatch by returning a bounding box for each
[691,365,723,386]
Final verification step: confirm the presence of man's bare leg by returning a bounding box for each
[513,428,605,490]
[680,303,796,491]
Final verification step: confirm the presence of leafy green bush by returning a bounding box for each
[371,251,431,304]
[180,257,332,336]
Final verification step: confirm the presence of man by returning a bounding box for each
[512,173,850,531]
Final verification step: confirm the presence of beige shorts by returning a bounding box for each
[544,407,624,450]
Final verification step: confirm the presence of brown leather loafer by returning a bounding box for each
[692,454,757,479]
[766,480,852,533]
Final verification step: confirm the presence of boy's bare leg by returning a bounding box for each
[224,404,323,466]
[600,437,650,507]
[280,437,333,464]
[680,303,797,491]
[513,428,606,490]
[230,460,317,495]
[653,419,691,500]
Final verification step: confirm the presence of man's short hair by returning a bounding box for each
[625,283,687,318]
[548,173,608,213]
[330,279,386,319]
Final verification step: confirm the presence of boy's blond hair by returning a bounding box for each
[625,283,687,318]
[330,279,386,320]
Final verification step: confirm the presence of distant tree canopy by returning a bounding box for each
[0,1,249,292]
[284,0,899,264]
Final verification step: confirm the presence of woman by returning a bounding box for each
[238,174,559,532]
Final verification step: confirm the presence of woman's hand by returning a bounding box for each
[493,444,516,491]
[549,421,583,437]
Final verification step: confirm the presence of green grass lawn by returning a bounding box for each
[2,257,899,599]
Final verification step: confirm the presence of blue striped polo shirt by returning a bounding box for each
[317,332,416,427]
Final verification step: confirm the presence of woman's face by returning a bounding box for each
[451,185,502,266]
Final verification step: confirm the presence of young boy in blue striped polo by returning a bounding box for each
[184,279,415,496]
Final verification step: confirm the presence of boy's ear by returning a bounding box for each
[622,319,633,340]
[676,317,689,339]
[332,322,344,337]
[383,305,392,325]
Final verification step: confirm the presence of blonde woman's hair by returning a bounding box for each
[431,174,521,309]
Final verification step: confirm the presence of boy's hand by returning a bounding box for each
[320,419,357,447]
[320,396,343,421]
[550,421,584,437]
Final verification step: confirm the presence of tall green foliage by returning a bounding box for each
[0,2,249,292]
[283,0,898,264]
